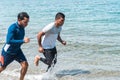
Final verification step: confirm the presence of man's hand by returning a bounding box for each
[24,37,30,43]
[38,47,44,53]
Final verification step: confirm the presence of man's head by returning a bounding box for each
[55,12,65,27]
[17,12,29,27]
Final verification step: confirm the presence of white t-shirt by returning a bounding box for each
[42,22,62,49]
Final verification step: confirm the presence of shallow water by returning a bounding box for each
[0,0,120,80]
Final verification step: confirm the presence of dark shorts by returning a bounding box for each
[0,49,27,67]
[40,47,57,65]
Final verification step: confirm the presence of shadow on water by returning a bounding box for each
[55,69,90,78]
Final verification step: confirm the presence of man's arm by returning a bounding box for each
[37,31,45,47]
[57,32,63,43]
[37,31,45,52]
[6,26,24,44]
[57,32,66,45]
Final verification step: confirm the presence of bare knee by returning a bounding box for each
[0,66,6,73]
[21,61,28,69]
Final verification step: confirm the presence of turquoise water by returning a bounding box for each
[0,0,120,80]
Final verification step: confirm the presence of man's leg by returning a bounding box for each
[0,66,6,73]
[42,48,57,71]
[0,55,6,72]
[46,53,57,72]
[34,51,55,68]
[34,50,54,67]
[34,47,57,71]
[15,49,28,80]
[20,61,28,80]
[34,55,40,66]
[0,51,14,73]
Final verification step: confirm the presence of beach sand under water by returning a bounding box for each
[0,0,120,80]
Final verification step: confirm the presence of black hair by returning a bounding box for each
[17,12,29,20]
[55,12,65,20]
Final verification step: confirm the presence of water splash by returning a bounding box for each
[26,65,57,80]
[26,71,57,80]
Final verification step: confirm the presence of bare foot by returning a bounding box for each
[34,55,40,66]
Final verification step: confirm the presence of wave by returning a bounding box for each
[1,69,57,80]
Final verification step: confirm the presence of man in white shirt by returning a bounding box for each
[34,12,66,71]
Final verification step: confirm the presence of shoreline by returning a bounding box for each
[0,68,120,80]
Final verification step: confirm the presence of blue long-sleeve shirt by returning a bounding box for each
[3,22,25,55]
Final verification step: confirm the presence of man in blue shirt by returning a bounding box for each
[0,12,30,80]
